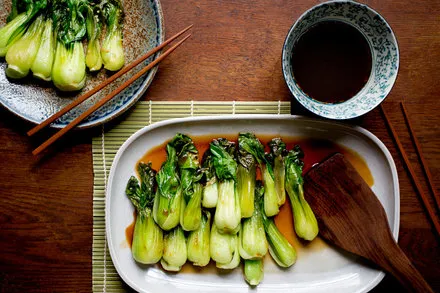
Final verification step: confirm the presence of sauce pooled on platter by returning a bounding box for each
[125,135,374,272]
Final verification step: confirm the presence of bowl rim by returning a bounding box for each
[281,0,400,120]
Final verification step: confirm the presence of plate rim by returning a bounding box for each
[0,0,165,129]
[105,114,400,293]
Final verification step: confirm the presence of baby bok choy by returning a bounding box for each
[171,134,203,231]
[210,222,240,269]
[238,181,268,260]
[31,16,55,81]
[125,162,163,264]
[51,0,87,91]
[161,226,187,271]
[201,149,218,208]
[6,0,20,22]
[210,138,241,234]
[238,133,279,217]
[187,210,211,267]
[153,142,182,231]
[100,0,125,71]
[5,14,45,79]
[259,184,297,268]
[268,138,287,206]
[237,133,257,218]
[0,0,47,57]
[285,145,319,241]
[244,259,264,286]
[84,2,102,71]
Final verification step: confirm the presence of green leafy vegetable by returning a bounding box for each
[52,40,86,91]
[285,145,318,241]
[210,138,241,234]
[5,14,45,79]
[201,149,218,208]
[31,17,55,81]
[238,181,268,259]
[161,226,187,272]
[125,162,163,264]
[244,259,264,286]
[237,133,279,217]
[210,221,240,269]
[237,133,257,218]
[153,143,182,231]
[51,0,88,91]
[84,2,102,71]
[187,210,211,267]
[0,0,47,57]
[6,0,20,23]
[100,0,124,71]
[268,138,287,206]
[259,182,297,267]
[170,133,202,231]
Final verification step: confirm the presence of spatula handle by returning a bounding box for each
[379,242,434,293]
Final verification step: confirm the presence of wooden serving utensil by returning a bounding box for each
[303,153,433,293]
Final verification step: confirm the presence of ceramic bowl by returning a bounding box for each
[282,0,399,119]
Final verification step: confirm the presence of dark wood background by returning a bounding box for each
[1,0,439,292]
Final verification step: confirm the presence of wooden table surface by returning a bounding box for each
[1,0,439,292]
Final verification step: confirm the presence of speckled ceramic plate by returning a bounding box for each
[0,0,164,129]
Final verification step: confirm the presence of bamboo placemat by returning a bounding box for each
[92,101,291,292]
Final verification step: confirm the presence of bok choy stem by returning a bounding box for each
[285,145,319,241]
[153,143,182,231]
[187,210,211,267]
[161,225,187,271]
[210,221,240,269]
[238,181,268,260]
[5,14,45,79]
[31,17,55,81]
[210,138,241,234]
[236,133,279,217]
[125,162,163,264]
[100,0,125,71]
[259,182,297,268]
[0,0,47,57]
[268,138,287,206]
[201,149,218,208]
[237,133,257,218]
[170,133,203,231]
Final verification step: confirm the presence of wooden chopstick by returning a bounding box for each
[27,24,193,137]
[401,102,440,211]
[32,34,192,156]
[380,104,440,238]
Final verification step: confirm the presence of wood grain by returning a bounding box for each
[380,105,440,237]
[304,153,433,292]
[1,0,440,292]
[32,34,191,156]
[26,24,193,137]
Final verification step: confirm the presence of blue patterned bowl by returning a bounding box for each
[0,0,164,128]
[282,0,399,119]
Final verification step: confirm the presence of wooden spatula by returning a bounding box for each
[303,153,433,293]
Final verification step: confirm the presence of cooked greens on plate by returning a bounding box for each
[125,132,319,286]
[0,0,126,91]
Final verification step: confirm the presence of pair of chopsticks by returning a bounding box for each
[28,25,193,156]
[381,102,440,238]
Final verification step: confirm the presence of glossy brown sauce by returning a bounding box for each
[125,211,136,248]
[125,135,374,270]
[291,20,372,103]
